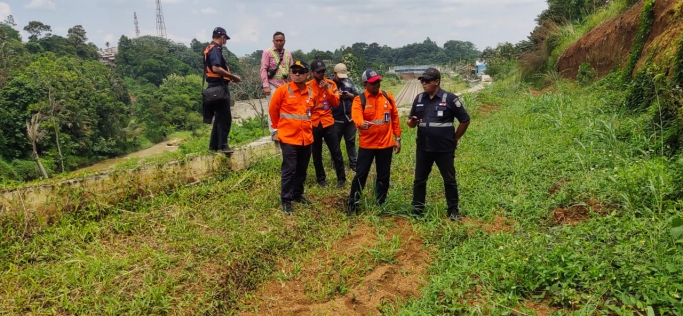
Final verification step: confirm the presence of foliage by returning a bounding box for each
[577,62,596,86]
[623,0,656,81]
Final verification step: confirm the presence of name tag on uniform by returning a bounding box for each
[439,102,447,107]
[416,104,423,107]
[437,111,444,117]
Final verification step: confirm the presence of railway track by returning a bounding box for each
[394,79,422,107]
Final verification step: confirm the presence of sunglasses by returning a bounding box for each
[420,79,434,84]
[368,80,381,86]
[315,70,326,74]
[291,69,309,75]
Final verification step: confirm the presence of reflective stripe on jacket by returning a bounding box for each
[351,90,401,149]
[268,82,316,146]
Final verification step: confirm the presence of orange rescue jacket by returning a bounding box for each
[351,90,402,149]
[269,82,316,146]
[307,78,340,128]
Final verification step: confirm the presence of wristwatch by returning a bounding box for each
[395,136,401,141]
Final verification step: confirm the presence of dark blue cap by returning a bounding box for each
[213,27,230,39]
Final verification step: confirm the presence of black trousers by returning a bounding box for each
[312,123,346,183]
[280,143,312,203]
[207,84,232,151]
[348,147,393,206]
[412,150,460,214]
[334,120,357,168]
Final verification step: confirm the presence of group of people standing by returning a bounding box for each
[203,28,470,221]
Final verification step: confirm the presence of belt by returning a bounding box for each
[371,120,390,125]
[418,122,453,127]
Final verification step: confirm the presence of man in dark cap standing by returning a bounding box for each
[407,68,470,221]
[203,27,241,154]
[307,60,346,188]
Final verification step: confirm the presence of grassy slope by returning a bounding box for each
[399,77,683,315]
[1,77,682,314]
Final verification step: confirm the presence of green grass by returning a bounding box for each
[1,74,682,314]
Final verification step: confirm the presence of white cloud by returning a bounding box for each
[0,2,11,21]
[200,7,219,15]
[24,0,56,11]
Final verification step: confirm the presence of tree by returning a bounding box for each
[3,15,16,27]
[26,112,49,179]
[231,61,268,135]
[23,21,52,42]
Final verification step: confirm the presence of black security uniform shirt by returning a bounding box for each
[410,88,470,152]
[205,41,229,83]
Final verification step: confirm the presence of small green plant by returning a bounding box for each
[577,62,597,86]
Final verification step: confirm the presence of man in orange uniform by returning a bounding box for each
[307,60,346,188]
[269,60,315,214]
[346,69,402,215]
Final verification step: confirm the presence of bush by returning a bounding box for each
[0,159,19,181]
[11,159,54,181]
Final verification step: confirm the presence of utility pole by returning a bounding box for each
[134,12,140,38]
[155,0,167,39]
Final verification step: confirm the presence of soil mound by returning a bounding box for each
[557,0,683,79]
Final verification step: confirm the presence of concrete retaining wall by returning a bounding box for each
[1,136,280,214]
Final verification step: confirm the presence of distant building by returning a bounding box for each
[475,60,487,76]
[98,47,118,66]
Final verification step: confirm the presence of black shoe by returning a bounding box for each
[448,212,462,222]
[346,203,358,217]
[221,146,235,155]
[317,180,327,188]
[411,207,424,218]
[282,202,293,214]
[336,180,346,189]
[350,164,357,172]
[294,196,312,205]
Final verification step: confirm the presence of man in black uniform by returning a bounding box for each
[407,68,470,221]
[203,27,241,154]
[332,63,359,172]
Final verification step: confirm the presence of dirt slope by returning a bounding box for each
[557,0,683,79]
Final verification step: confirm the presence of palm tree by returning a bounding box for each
[26,112,49,179]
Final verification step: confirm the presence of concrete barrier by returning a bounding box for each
[1,136,280,214]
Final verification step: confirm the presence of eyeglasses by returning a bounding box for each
[420,79,434,84]
[291,69,309,75]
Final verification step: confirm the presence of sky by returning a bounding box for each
[0,0,548,57]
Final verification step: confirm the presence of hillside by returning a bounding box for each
[557,0,683,79]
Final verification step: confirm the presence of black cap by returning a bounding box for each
[213,27,230,39]
[291,60,310,71]
[310,60,326,72]
[418,68,441,81]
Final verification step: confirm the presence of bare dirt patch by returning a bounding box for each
[548,178,567,195]
[240,218,432,316]
[462,215,517,235]
[477,102,501,116]
[551,199,607,226]
[516,300,559,316]
[557,0,683,79]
